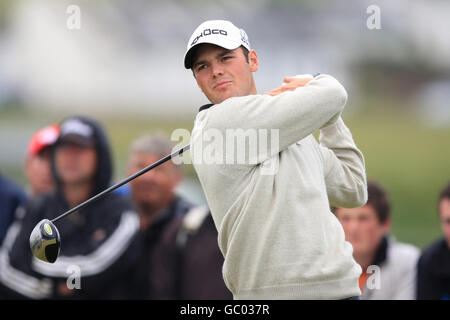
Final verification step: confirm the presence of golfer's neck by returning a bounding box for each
[250,80,257,95]
[216,82,257,104]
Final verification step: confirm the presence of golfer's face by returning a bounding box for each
[192,44,257,104]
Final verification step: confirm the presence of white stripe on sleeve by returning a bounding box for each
[32,211,139,277]
[0,210,53,299]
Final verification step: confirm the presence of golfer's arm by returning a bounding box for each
[318,117,368,208]
[205,74,347,163]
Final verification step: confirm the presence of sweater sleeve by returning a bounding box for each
[196,74,348,165]
[317,117,368,208]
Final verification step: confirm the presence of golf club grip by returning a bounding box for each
[51,144,190,223]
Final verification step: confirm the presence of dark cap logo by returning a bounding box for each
[191,28,228,46]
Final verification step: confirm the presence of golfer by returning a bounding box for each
[185,20,368,299]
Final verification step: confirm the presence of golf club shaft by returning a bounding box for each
[51,144,190,223]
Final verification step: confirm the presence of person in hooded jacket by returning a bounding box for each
[0,116,141,299]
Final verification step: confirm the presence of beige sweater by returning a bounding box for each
[190,74,367,299]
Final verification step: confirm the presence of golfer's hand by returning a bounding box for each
[265,76,313,96]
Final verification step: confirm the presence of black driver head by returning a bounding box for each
[29,219,61,263]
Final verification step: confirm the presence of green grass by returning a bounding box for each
[343,104,450,249]
[1,101,449,249]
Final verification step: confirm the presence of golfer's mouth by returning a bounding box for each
[214,81,232,90]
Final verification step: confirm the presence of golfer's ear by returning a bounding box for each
[249,50,258,72]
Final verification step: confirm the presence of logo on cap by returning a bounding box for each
[61,119,93,138]
[240,29,249,47]
[191,28,228,47]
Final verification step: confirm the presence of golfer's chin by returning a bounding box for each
[208,87,240,104]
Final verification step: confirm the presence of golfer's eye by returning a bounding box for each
[222,55,232,62]
[196,64,207,72]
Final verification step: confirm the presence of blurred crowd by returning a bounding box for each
[0,115,231,300]
[0,115,449,300]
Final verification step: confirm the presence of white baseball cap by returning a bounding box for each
[184,20,251,69]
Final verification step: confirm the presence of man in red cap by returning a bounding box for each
[24,124,60,197]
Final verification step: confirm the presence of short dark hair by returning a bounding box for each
[438,182,450,215]
[241,46,250,63]
[366,180,391,224]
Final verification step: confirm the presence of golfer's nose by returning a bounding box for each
[211,61,224,78]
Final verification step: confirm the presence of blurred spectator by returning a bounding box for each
[0,125,58,248]
[417,182,450,300]
[334,180,420,299]
[151,205,232,299]
[24,124,59,197]
[0,116,140,299]
[126,133,193,299]
[0,174,26,246]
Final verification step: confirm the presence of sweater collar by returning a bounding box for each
[199,104,214,112]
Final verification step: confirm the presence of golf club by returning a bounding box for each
[29,144,190,263]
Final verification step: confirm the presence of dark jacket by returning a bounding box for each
[150,206,232,300]
[0,174,26,246]
[0,116,140,299]
[417,238,450,300]
[128,195,192,299]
